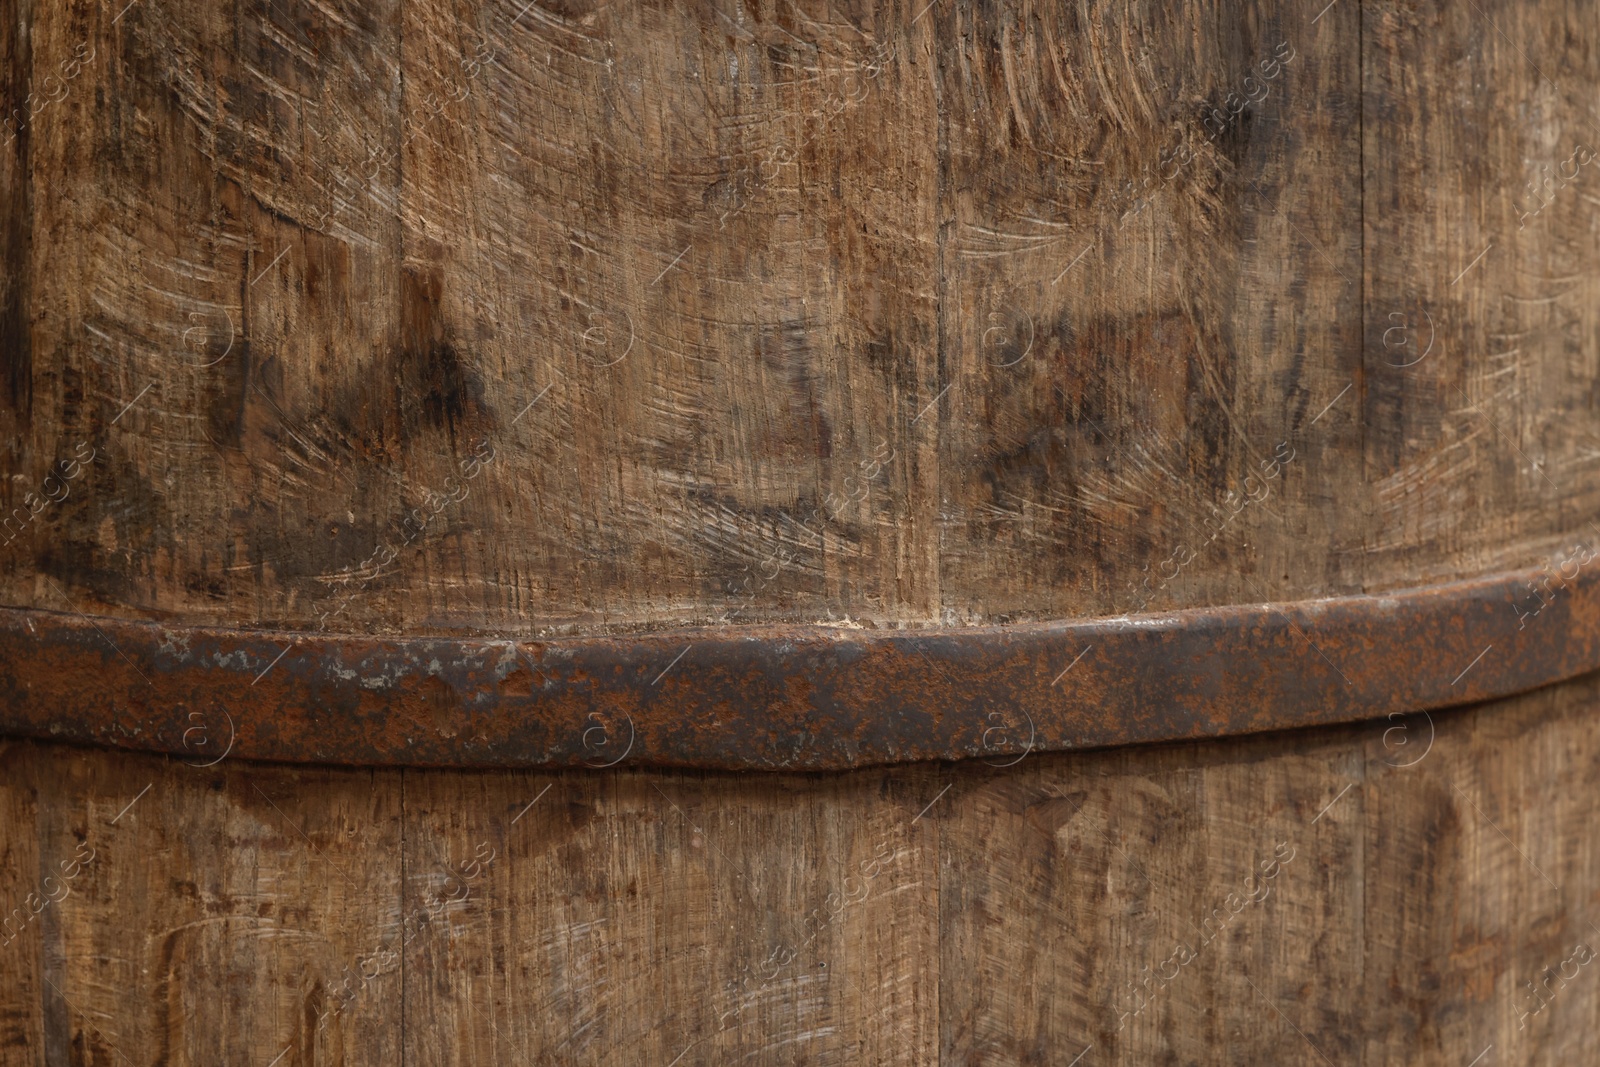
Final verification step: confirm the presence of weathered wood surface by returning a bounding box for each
[3,670,1600,1064]
[3,0,1599,1058]
[0,0,1591,639]
[1363,0,1600,590]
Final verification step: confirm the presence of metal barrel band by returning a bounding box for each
[0,564,1593,770]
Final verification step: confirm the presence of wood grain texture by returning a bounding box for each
[398,767,938,1065]
[0,744,406,1067]
[3,0,1598,1061]
[0,742,43,1061]
[0,0,1590,640]
[930,0,1362,623]
[5,671,1600,1063]
[1363,0,1600,592]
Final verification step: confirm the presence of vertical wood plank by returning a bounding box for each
[937,725,1365,1064]
[0,742,44,1066]
[1362,674,1600,1065]
[399,762,941,1065]
[19,743,403,1065]
[1364,0,1600,584]
[388,0,946,631]
[0,0,30,452]
[929,0,1363,625]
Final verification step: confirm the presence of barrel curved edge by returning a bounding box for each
[0,564,1592,770]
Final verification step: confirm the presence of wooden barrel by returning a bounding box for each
[3,0,1599,1060]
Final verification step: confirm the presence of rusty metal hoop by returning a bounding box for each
[0,565,1592,770]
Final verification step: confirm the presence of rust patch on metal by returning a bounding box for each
[0,565,1594,770]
